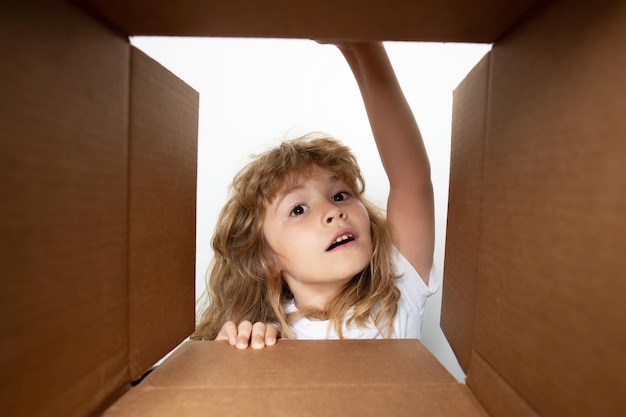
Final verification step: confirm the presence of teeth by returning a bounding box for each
[327,234,355,251]
[334,234,353,244]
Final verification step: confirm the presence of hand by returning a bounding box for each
[215,320,279,349]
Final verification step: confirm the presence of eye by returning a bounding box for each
[333,191,350,202]
[290,204,308,216]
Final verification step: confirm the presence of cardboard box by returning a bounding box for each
[104,340,488,417]
[443,2,626,416]
[1,1,196,415]
[2,0,625,416]
[82,0,540,42]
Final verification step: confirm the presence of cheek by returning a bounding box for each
[261,217,293,265]
[261,210,278,248]
[259,229,283,275]
[356,204,371,228]
[358,207,374,247]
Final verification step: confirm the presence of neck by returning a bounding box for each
[286,279,348,312]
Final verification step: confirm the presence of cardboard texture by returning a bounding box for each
[1,1,197,416]
[441,52,490,372]
[82,0,540,42]
[128,47,198,380]
[3,0,626,416]
[104,340,488,417]
[1,1,130,416]
[442,1,626,416]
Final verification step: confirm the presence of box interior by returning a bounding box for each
[81,0,541,42]
[127,46,197,379]
[103,340,488,417]
[441,2,626,416]
[1,2,130,415]
[3,0,626,416]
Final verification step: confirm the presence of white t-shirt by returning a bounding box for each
[283,249,440,340]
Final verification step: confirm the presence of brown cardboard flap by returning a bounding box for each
[442,52,491,373]
[473,1,626,416]
[466,352,538,417]
[83,0,539,42]
[128,47,198,380]
[0,1,130,416]
[105,340,489,417]
[106,385,481,417]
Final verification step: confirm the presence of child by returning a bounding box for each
[191,42,438,349]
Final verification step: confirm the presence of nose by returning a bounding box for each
[325,209,346,224]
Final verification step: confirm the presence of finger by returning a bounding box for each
[215,321,237,345]
[265,323,278,346]
[250,322,267,350]
[236,320,253,349]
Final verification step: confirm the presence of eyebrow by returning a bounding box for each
[271,173,343,215]
[272,184,304,215]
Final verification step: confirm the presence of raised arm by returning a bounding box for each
[337,42,434,282]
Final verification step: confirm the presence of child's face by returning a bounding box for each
[262,166,373,307]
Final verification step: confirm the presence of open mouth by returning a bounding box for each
[326,234,355,251]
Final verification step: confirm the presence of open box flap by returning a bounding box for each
[0,1,130,415]
[128,46,198,380]
[443,1,626,416]
[82,0,540,43]
[104,340,489,417]
[1,2,198,415]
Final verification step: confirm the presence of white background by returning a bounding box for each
[131,37,491,382]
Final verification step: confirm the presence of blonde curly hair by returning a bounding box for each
[191,134,400,340]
